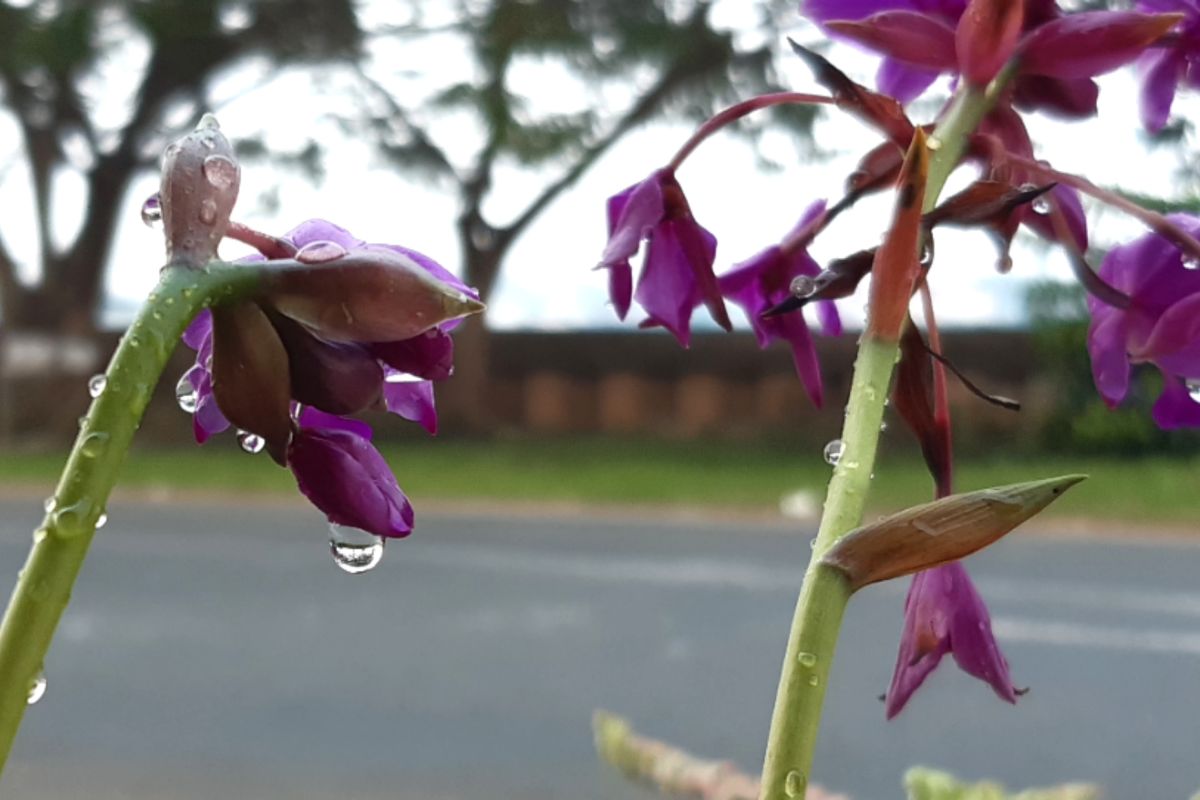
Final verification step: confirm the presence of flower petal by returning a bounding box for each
[371,329,455,381]
[288,425,414,538]
[876,57,940,103]
[826,12,958,71]
[1152,371,1200,428]
[1140,47,1185,132]
[1019,11,1183,79]
[383,377,438,434]
[1087,312,1132,407]
[267,311,384,416]
[956,0,1024,87]
[601,172,665,268]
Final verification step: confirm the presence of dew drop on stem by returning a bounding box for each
[87,374,107,398]
[26,671,46,705]
[822,439,844,466]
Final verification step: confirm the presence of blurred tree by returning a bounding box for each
[0,0,360,333]
[0,0,805,428]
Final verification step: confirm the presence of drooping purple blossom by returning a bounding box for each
[1137,0,1200,131]
[1087,215,1200,428]
[179,218,480,537]
[601,169,732,346]
[886,561,1018,718]
[718,201,842,407]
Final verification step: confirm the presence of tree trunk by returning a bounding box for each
[442,237,504,432]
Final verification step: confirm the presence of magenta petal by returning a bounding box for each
[1088,313,1132,407]
[877,57,940,102]
[780,312,825,408]
[371,330,455,381]
[285,219,365,250]
[190,367,230,443]
[608,260,633,320]
[827,11,959,71]
[1019,11,1183,79]
[183,309,212,351]
[816,300,843,337]
[298,406,373,439]
[1140,48,1185,132]
[1152,371,1200,428]
[635,219,707,347]
[601,173,665,268]
[383,378,438,434]
[289,426,414,539]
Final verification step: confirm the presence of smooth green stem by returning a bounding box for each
[0,262,258,776]
[758,85,995,800]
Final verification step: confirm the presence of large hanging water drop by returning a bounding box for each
[175,374,198,413]
[27,671,46,705]
[237,430,265,454]
[329,524,385,575]
[141,194,162,227]
[822,439,844,466]
[87,374,107,398]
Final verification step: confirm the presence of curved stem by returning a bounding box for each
[758,84,996,800]
[0,262,260,776]
[666,92,834,171]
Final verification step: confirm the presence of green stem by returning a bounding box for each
[0,262,259,775]
[758,85,995,800]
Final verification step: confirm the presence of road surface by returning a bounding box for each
[1,498,1198,799]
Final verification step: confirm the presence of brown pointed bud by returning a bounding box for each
[262,243,486,343]
[789,39,914,145]
[924,180,1051,229]
[210,302,292,465]
[956,0,1024,88]
[160,114,240,267]
[847,141,905,195]
[822,475,1086,592]
[867,129,928,342]
[892,322,952,497]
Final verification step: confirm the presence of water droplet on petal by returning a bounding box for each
[141,194,162,227]
[87,374,107,398]
[175,374,198,413]
[797,652,818,668]
[95,512,108,529]
[201,154,238,190]
[919,240,933,267]
[1187,379,1200,403]
[237,430,265,454]
[784,770,807,798]
[1032,197,1050,214]
[822,439,844,466]
[1183,254,1200,271]
[198,199,217,225]
[27,671,46,705]
[295,240,348,264]
[329,524,385,575]
[789,275,815,298]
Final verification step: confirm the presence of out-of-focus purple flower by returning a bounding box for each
[1137,1,1200,131]
[178,219,481,537]
[886,561,1018,718]
[601,169,732,346]
[1087,215,1200,428]
[805,0,1182,116]
[289,408,414,539]
[718,201,842,407]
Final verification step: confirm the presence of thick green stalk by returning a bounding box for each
[0,262,258,774]
[758,86,992,800]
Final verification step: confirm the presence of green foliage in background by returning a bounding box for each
[905,767,1098,800]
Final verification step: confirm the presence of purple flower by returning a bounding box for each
[1137,1,1200,131]
[886,562,1018,718]
[1087,216,1200,428]
[179,218,482,537]
[805,0,1182,116]
[718,201,842,407]
[601,169,732,346]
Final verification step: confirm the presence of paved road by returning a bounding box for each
[1,498,1198,799]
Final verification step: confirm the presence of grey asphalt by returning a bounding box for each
[1,498,1198,799]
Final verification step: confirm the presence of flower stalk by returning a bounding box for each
[0,262,260,774]
[758,84,996,800]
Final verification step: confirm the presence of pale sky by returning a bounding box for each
[0,5,1196,332]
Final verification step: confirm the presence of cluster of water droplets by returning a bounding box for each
[328,524,385,574]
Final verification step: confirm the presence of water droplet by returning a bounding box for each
[27,672,46,705]
[879,420,888,432]
[42,497,56,514]
[95,512,108,529]
[141,194,162,227]
[789,274,815,298]
[822,439,844,466]
[919,240,933,267]
[784,770,807,798]
[1187,379,1200,403]
[1032,196,1050,214]
[197,113,221,131]
[295,240,348,264]
[808,537,817,550]
[1183,254,1200,271]
[913,519,938,536]
[80,431,109,459]
[237,430,265,454]
[329,524,385,575]
[87,374,107,398]
[201,154,238,190]
[198,199,217,224]
[925,136,942,151]
[807,674,819,687]
[175,374,198,413]
[797,652,818,667]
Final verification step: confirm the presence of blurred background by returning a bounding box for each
[1,1,1200,799]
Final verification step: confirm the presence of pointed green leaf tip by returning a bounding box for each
[822,475,1086,592]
